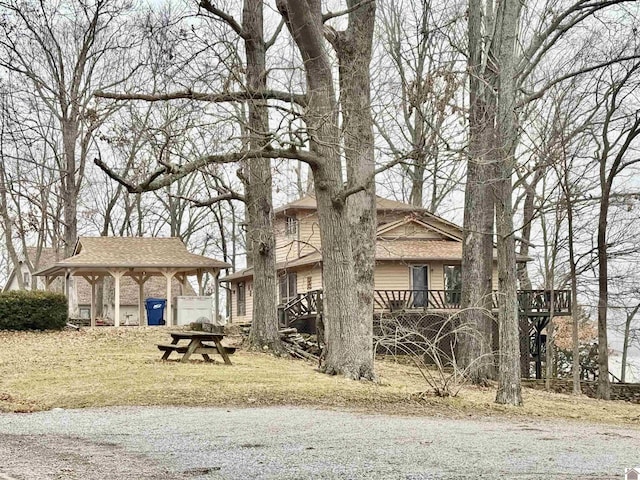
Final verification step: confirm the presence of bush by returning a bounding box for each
[0,290,67,331]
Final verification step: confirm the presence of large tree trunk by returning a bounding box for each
[333,0,377,379]
[244,0,282,353]
[62,121,79,317]
[493,0,523,406]
[279,0,374,380]
[460,0,496,384]
[597,186,611,399]
[517,170,541,378]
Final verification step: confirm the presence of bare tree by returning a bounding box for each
[374,0,465,212]
[277,0,377,379]
[592,60,640,399]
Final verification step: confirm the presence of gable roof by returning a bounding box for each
[276,194,465,236]
[34,237,230,277]
[376,216,462,241]
[275,194,426,214]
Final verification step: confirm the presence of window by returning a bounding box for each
[285,216,298,236]
[79,307,90,319]
[411,265,429,307]
[237,282,246,316]
[23,272,30,287]
[444,265,462,305]
[279,272,297,303]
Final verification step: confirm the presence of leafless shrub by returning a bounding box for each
[374,311,495,397]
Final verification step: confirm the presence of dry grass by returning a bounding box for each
[0,327,638,426]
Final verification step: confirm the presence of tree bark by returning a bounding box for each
[278,0,374,379]
[493,0,523,406]
[597,184,611,399]
[460,0,496,384]
[243,0,282,353]
[332,0,377,380]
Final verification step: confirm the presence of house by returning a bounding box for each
[221,194,572,379]
[4,246,198,325]
[221,195,546,323]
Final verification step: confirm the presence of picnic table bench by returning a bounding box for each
[158,331,235,365]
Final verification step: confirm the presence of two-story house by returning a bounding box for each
[221,195,544,322]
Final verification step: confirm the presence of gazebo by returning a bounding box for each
[34,237,231,327]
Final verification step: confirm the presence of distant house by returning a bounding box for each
[3,246,196,324]
[626,468,639,480]
[3,247,64,292]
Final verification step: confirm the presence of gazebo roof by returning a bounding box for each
[34,236,230,277]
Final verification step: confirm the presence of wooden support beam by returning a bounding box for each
[82,275,101,328]
[130,274,150,327]
[108,269,126,327]
[161,269,178,326]
[214,270,220,324]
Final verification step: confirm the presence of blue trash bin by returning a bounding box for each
[145,298,167,326]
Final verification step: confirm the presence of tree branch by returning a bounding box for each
[172,192,245,207]
[199,0,246,39]
[519,54,640,106]
[322,0,374,22]
[95,89,308,107]
[94,148,322,193]
[334,155,409,205]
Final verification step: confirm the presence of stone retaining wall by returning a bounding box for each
[523,379,640,403]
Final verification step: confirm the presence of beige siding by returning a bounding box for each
[275,211,322,264]
[430,262,445,290]
[374,263,411,290]
[229,279,254,324]
[297,212,321,258]
[274,217,298,264]
[374,261,463,291]
[296,266,323,294]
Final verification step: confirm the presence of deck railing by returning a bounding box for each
[279,289,323,326]
[279,288,571,327]
[374,289,571,315]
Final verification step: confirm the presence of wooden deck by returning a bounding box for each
[279,288,571,326]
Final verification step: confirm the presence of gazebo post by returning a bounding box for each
[131,274,149,327]
[162,269,177,326]
[65,269,77,318]
[214,270,220,324]
[109,269,126,327]
[91,278,97,327]
[82,275,99,328]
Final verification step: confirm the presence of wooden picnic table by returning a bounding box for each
[157,331,234,365]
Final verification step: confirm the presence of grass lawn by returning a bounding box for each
[0,327,638,426]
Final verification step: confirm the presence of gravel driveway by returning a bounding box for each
[0,406,638,479]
